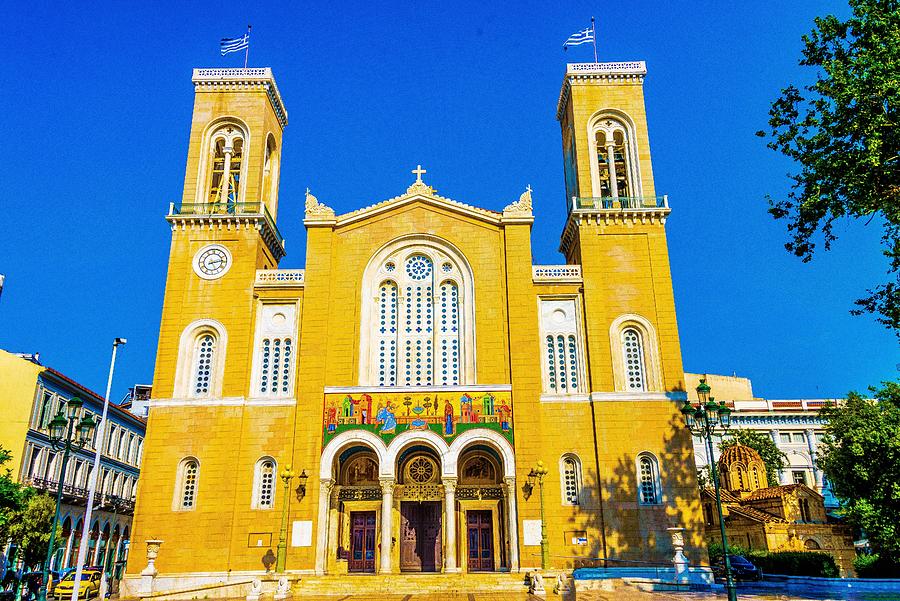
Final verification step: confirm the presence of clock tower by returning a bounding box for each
[151,68,288,402]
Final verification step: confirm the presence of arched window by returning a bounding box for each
[192,334,217,396]
[361,239,473,386]
[638,453,660,505]
[206,125,245,209]
[262,135,280,209]
[252,457,276,509]
[621,328,646,391]
[560,455,582,505]
[751,465,761,490]
[588,113,642,201]
[177,458,199,510]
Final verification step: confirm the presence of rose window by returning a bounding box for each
[405,255,432,280]
[406,456,437,484]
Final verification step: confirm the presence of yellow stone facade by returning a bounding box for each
[124,63,706,595]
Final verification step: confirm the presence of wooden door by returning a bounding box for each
[399,502,442,572]
[349,511,376,573]
[466,510,494,572]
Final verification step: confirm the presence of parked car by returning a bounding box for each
[712,554,763,581]
[52,569,102,600]
[19,571,62,600]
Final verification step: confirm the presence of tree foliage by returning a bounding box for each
[8,491,58,569]
[818,382,900,565]
[720,429,788,486]
[0,444,26,545]
[757,0,900,334]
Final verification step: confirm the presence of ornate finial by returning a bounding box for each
[305,187,335,219]
[406,164,434,195]
[503,184,534,215]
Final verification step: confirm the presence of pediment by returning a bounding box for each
[304,167,533,228]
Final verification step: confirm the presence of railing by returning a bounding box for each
[532,265,582,282]
[27,477,136,512]
[567,61,647,74]
[570,196,669,212]
[193,67,272,79]
[169,201,284,248]
[255,269,305,286]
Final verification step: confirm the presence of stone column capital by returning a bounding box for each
[442,478,457,493]
[320,478,335,492]
[379,478,396,495]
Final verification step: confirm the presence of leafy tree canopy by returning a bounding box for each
[0,444,25,545]
[818,381,900,565]
[757,0,900,334]
[8,491,58,569]
[720,429,788,486]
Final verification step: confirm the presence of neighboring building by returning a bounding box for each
[0,349,146,578]
[687,373,838,508]
[123,62,707,596]
[121,384,152,418]
[700,445,855,576]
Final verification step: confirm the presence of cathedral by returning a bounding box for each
[123,61,706,596]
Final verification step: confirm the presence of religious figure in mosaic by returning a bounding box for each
[326,403,338,434]
[376,403,397,435]
[444,398,455,436]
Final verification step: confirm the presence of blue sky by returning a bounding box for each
[0,1,896,400]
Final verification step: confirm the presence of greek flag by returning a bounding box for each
[220,33,250,56]
[563,26,594,50]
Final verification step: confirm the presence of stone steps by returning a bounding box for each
[295,573,529,595]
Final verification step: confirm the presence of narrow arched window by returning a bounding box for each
[622,328,646,391]
[206,126,245,209]
[377,281,399,385]
[591,116,639,201]
[561,455,581,505]
[638,454,660,505]
[178,459,199,510]
[253,458,276,509]
[540,299,584,394]
[192,334,216,396]
[438,280,460,385]
[751,466,761,489]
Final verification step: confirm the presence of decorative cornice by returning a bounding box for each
[255,269,305,288]
[303,188,336,225]
[192,68,288,128]
[165,213,286,261]
[589,391,688,402]
[559,206,671,256]
[323,384,512,394]
[556,62,647,121]
[334,188,503,227]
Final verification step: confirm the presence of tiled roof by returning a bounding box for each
[744,484,813,501]
[727,505,786,524]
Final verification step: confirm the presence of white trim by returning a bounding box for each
[173,319,228,399]
[540,394,591,403]
[636,451,663,506]
[358,235,477,387]
[173,456,200,512]
[319,430,390,480]
[608,314,663,393]
[149,396,296,408]
[323,384,510,394]
[448,429,516,479]
[193,117,251,205]
[251,456,277,510]
[559,453,582,506]
[249,301,299,399]
[538,296,587,395]
[386,430,453,477]
[589,391,687,402]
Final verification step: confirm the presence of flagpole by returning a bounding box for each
[244,24,251,69]
[592,16,598,63]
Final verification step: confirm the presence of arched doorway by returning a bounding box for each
[337,448,380,574]
[457,448,504,572]
[396,446,443,572]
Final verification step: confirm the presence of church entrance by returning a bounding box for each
[399,501,442,572]
[348,511,376,573]
[466,510,494,572]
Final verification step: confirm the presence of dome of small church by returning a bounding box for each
[718,444,769,496]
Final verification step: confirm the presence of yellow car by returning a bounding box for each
[53,569,102,600]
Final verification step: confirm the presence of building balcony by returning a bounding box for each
[532,264,582,283]
[166,201,286,260]
[569,195,669,212]
[26,477,136,513]
[255,269,305,287]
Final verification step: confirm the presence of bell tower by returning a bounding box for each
[557,62,701,559]
[152,68,289,401]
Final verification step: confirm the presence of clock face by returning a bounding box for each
[193,245,232,279]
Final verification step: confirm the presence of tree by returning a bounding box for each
[720,429,788,486]
[0,444,25,545]
[8,491,58,569]
[756,0,900,334]
[818,382,900,567]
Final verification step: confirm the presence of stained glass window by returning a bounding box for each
[541,301,583,394]
[257,459,275,509]
[181,459,199,509]
[638,455,658,505]
[562,456,580,505]
[259,338,293,395]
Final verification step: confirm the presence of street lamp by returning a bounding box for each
[275,465,297,573]
[681,379,737,601]
[40,397,97,601]
[527,461,550,570]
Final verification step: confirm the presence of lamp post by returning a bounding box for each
[527,461,550,570]
[40,397,97,601]
[680,379,737,601]
[275,466,303,573]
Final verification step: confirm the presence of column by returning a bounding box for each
[769,429,784,484]
[606,144,619,199]
[504,476,520,572]
[220,146,233,205]
[379,478,395,574]
[314,478,334,575]
[62,528,75,568]
[442,478,458,573]
[806,428,824,491]
[92,534,102,564]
